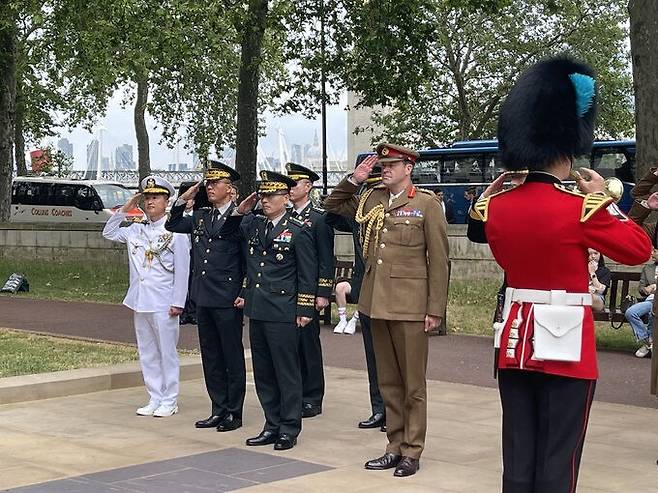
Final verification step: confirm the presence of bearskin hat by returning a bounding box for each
[497,56,597,171]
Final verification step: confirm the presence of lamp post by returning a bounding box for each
[320,0,328,195]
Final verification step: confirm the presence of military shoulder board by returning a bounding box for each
[312,205,326,214]
[417,188,434,195]
[289,216,305,227]
[581,193,613,222]
[470,197,490,222]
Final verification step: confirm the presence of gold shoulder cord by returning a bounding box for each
[355,188,384,259]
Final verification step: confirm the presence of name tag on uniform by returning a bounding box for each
[395,208,423,218]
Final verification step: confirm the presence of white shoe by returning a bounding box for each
[153,404,179,417]
[136,402,160,416]
[344,317,358,335]
[635,344,651,358]
[334,319,348,334]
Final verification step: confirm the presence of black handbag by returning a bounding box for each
[611,294,637,330]
[0,273,29,294]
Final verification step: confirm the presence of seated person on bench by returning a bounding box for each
[625,248,658,358]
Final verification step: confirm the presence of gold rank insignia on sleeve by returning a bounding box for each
[581,193,613,222]
[470,196,490,222]
[318,278,333,288]
[297,293,315,306]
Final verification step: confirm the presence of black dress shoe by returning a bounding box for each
[358,412,385,429]
[393,456,420,477]
[195,414,226,428]
[246,430,278,446]
[301,403,322,418]
[216,415,242,432]
[364,453,401,470]
[273,433,297,450]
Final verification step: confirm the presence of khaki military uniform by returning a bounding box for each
[324,177,449,459]
[627,169,658,396]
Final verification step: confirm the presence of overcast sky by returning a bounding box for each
[50,91,348,171]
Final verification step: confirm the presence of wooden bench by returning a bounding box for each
[593,270,641,325]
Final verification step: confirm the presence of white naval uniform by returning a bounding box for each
[103,212,190,407]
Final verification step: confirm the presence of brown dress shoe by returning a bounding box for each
[364,453,401,470]
[393,456,420,477]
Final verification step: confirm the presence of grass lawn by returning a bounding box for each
[1,259,641,353]
[0,328,139,378]
[0,259,127,304]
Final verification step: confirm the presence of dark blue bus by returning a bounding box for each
[357,139,636,224]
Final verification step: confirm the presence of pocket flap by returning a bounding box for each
[533,305,583,338]
[390,264,427,279]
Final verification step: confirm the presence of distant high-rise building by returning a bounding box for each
[84,139,99,179]
[57,138,73,158]
[115,144,134,170]
[291,144,302,164]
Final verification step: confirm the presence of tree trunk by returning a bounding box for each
[234,0,269,198]
[629,0,658,179]
[134,76,151,182]
[14,84,27,176]
[0,5,17,222]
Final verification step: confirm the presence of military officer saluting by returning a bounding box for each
[103,176,190,418]
[239,170,318,451]
[286,162,334,418]
[325,144,450,477]
[165,161,246,432]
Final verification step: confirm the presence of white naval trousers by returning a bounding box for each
[133,311,180,407]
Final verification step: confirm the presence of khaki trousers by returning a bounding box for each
[371,319,429,459]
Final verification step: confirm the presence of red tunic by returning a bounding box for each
[479,173,651,379]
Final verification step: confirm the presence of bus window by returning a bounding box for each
[412,159,442,185]
[590,151,626,179]
[93,184,133,209]
[442,155,481,183]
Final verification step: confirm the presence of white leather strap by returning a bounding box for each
[506,288,592,307]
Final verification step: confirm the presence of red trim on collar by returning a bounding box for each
[407,185,416,198]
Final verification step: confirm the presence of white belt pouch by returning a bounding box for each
[532,304,584,362]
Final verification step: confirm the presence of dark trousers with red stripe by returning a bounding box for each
[498,369,596,493]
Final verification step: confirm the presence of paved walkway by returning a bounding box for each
[1,367,657,492]
[2,297,658,409]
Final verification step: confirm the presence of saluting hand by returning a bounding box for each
[646,191,658,210]
[297,316,312,327]
[237,192,258,215]
[120,192,142,213]
[180,180,202,202]
[352,154,378,184]
[482,173,507,199]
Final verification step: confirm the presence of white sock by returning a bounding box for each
[338,307,347,322]
[352,311,359,320]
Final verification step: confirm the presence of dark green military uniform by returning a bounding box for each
[242,172,318,441]
[286,162,334,415]
[291,202,334,410]
[165,161,246,425]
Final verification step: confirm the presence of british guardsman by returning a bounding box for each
[325,165,386,431]
[165,161,247,432]
[469,57,651,492]
[285,162,335,418]
[239,170,318,451]
[324,143,450,477]
[103,176,190,417]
